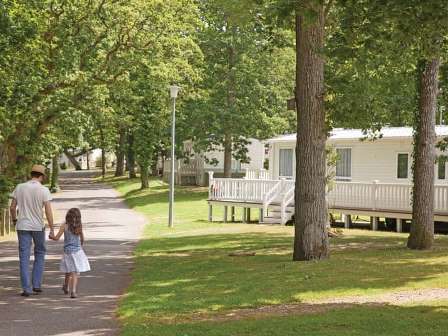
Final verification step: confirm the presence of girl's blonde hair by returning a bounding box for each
[66,208,82,235]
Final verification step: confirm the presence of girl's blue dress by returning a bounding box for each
[59,225,90,273]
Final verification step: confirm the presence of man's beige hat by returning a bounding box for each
[31,164,46,176]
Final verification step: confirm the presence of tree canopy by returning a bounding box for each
[1,0,447,260]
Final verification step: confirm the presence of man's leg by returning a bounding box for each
[17,230,32,294]
[31,229,46,290]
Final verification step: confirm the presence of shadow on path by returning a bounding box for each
[0,171,146,336]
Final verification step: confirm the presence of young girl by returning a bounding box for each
[51,208,90,298]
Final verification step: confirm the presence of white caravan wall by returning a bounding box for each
[269,138,448,184]
[202,139,265,171]
[241,139,265,171]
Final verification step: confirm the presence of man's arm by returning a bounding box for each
[44,201,54,232]
[9,199,17,225]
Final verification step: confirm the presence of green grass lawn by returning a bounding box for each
[107,176,448,336]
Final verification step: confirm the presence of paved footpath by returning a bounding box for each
[0,171,147,336]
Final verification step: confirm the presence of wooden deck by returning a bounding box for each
[207,174,448,226]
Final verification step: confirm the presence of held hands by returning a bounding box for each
[48,228,56,241]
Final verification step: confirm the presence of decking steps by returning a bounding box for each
[261,217,282,224]
[261,204,295,225]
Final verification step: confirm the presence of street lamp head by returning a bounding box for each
[169,85,180,99]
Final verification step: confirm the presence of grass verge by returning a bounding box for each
[107,176,448,336]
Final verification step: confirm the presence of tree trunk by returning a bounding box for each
[3,143,31,181]
[86,150,90,170]
[101,147,106,179]
[223,27,236,180]
[223,134,232,178]
[293,6,329,261]
[99,127,106,179]
[115,130,126,177]
[408,58,440,250]
[151,152,159,176]
[50,155,59,192]
[140,163,149,189]
[161,154,166,176]
[0,145,6,175]
[151,162,158,176]
[3,142,18,179]
[63,149,82,171]
[127,133,137,179]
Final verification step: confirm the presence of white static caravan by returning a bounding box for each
[207,126,448,228]
[268,126,448,184]
[163,138,266,186]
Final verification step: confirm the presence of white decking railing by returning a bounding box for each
[327,181,416,212]
[281,185,295,224]
[434,185,448,213]
[209,176,279,203]
[245,168,272,180]
[209,173,448,220]
[262,180,282,213]
[209,173,295,224]
[262,179,294,213]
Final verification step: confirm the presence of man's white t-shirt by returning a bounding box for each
[11,180,52,231]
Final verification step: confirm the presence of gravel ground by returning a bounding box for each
[316,288,448,305]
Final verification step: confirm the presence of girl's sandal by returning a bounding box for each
[62,284,69,295]
[70,292,78,299]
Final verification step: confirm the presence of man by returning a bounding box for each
[10,164,55,297]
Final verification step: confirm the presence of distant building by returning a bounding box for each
[161,138,266,186]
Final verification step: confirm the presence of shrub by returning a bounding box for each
[0,175,13,207]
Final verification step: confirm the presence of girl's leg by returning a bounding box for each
[68,272,74,293]
[65,273,70,287]
[70,273,78,298]
[62,273,70,294]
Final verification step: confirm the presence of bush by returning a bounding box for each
[0,175,13,207]
[50,185,60,193]
[60,162,67,170]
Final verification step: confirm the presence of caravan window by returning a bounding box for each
[397,153,409,179]
[231,159,241,172]
[438,157,447,180]
[279,148,293,178]
[336,148,351,180]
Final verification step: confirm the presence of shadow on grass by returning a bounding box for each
[108,176,448,333]
[124,186,208,207]
[122,303,448,336]
[120,231,448,320]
